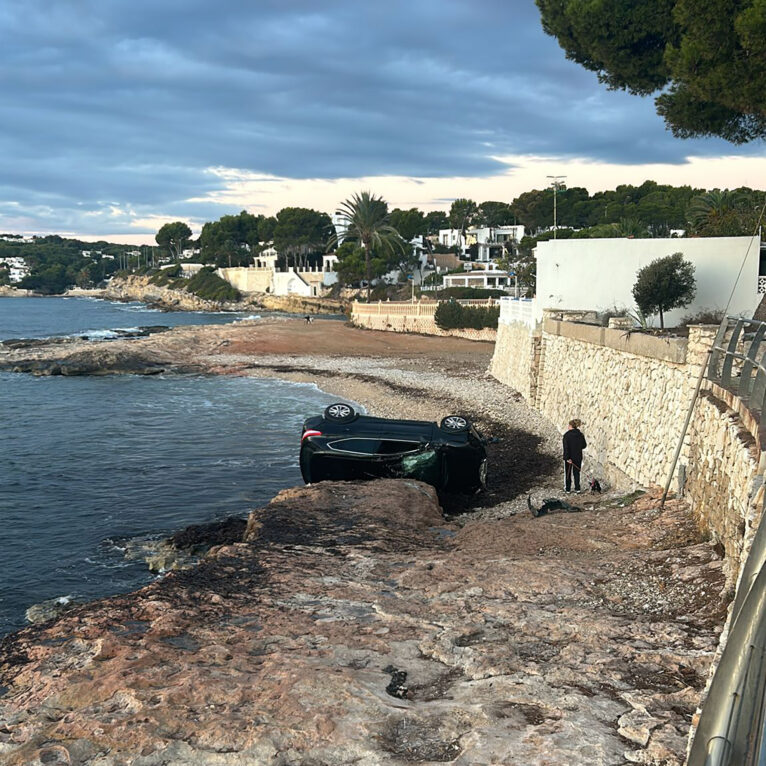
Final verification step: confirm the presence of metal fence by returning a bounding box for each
[706,316,766,416]
[688,315,766,765]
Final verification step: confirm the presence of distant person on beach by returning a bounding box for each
[563,419,587,493]
[304,315,313,324]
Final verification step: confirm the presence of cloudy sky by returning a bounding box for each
[1,0,764,243]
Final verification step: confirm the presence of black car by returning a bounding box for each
[300,403,488,493]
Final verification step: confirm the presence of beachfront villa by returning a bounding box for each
[217,250,335,297]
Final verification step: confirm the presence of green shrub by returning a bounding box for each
[435,301,499,330]
[186,267,241,302]
[149,264,185,288]
[433,286,506,300]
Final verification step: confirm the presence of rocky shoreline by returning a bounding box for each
[97,275,347,316]
[0,318,729,764]
[0,277,348,315]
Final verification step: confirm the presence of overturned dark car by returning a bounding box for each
[300,403,488,494]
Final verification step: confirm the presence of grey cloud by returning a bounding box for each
[0,0,760,235]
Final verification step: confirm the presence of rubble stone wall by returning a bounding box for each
[686,386,764,583]
[489,321,539,400]
[491,318,764,582]
[535,325,696,490]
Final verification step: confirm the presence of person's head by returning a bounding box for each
[569,418,581,430]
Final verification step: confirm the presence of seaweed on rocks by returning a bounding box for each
[167,517,247,553]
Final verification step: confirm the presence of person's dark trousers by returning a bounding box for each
[565,462,581,492]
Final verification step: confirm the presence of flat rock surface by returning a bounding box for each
[0,481,725,765]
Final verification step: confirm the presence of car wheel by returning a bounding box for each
[440,415,469,433]
[324,402,357,423]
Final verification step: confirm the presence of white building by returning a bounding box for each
[467,225,525,263]
[323,254,339,287]
[437,229,465,252]
[331,213,349,245]
[0,256,29,283]
[442,263,512,292]
[379,235,434,286]
[536,235,762,327]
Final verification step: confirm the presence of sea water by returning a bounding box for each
[0,297,342,635]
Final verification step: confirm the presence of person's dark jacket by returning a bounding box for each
[563,428,587,465]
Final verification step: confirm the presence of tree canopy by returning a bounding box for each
[155,221,192,260]
[536,0,766,142]
[449,199,478,234]
[198,211,260,267]
[424,210,449,235]
[632,252,696,328]
[477,201,515,227]
[389,208,426,241]
[273,207,334,266]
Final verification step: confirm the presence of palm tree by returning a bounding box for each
[687,189,749,236]
[614,217,649,238]
[330,191,404,300]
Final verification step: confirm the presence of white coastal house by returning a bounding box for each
[179,262,205,278]
[467,225,525,262]
[437,224,525,262]
[437,228,465,253]
[0,256,29,283]
[442,263,513,292]
[217,246,330,297]
[535,235,762,327]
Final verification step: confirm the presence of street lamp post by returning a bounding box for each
[546,175,567,239]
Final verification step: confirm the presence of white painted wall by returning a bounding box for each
[536,236,761,327]
[273,270,312,297]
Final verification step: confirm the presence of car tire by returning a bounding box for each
[440,415,469,433]
[324,402,357,423]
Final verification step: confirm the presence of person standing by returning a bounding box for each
[563,419,587,492]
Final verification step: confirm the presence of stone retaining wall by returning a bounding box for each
[489,321,540,401]
[491,317,765,584]
[536,321,711,490]
[686,386,765,583]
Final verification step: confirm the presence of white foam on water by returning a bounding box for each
[78,326,141,340]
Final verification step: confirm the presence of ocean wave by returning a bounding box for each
[118,303,162,313]
[77,327,141,340]
[234,314,262,322]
